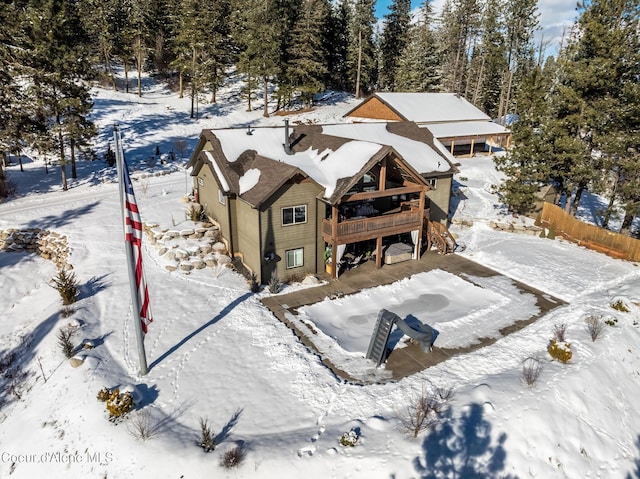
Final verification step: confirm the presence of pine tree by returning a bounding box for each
[545,0,639,222]
[232,0,281,115]
[473,0,507,117]
[494,66,551,214]
[438,0,482,96]
[21,0,95,191]
[324,0,350,90]
[287,0,329,107]
[394,1,441,92]
[346,0,377,98]
[379,0,412,91]
[497,0,539,124]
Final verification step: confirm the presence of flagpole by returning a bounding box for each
[114,125,149,376]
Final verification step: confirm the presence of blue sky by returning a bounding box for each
[375,0,578,56]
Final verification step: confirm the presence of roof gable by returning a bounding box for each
[347,93,491,124]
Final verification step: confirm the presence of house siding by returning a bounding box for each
[259,179,324,283]
[234,199,260,274]
[196,163,233,246]
[347,97,403,121]
[425,175,453,223]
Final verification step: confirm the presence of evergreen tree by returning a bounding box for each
[395,1,441,92]
[497,0,539,124]
[324,0,350,90]
[346,0,377,97]
[232,0,281,116]
[494,66,551,214]
[379,0,412,91]
[287,0,329,107]
[473,0,507,117]
[21,0,95,191]
[438,0,482,96]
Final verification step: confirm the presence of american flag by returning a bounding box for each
[121,158,153,335]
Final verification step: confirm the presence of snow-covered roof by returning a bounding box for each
[425,120,510,139]
[211,126,383,199]
[374,92,491,123]
[321,123,450,174]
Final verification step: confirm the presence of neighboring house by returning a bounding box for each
[188,121,455,283]
[344,92,511,157]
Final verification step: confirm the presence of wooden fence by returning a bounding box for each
[541,202,640,261]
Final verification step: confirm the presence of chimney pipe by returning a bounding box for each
[284,119,292,154]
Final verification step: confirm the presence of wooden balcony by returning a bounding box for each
[322,210,423,244]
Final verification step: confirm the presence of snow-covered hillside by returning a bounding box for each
[1,75,639,479]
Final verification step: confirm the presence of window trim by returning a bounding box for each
[427,178,438,190]
[285,247,304,269]
[218,189,226,205]
[281,204,307,226]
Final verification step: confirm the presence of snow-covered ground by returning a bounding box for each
[1,74,639,479]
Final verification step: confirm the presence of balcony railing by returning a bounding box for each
[322,210,423,243]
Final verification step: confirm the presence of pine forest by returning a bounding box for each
[0,0,638,235]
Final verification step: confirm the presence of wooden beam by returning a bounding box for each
[450,140,454,155]
[488,136,493,154]
[342,185,424,203]
[376,236,382,269]
[379,157,386,192]
[469,139,475,158]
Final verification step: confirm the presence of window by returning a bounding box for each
[282,205,307,226]
[285,248,304,269]
[427,178,437,190]
[218,189,226,205]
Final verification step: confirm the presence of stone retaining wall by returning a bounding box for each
[0,228,69,268]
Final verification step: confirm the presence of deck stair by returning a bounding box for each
[425,220,456,254]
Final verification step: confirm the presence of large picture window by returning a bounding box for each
[285,248,304,269]
[282,205,307,226]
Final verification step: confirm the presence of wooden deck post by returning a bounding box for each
[469,138,475,157]
[375,236,383,269]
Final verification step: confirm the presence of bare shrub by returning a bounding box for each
[51,267,79,305]
[199,417,216,452]
[522,357,543,387]
[585,315,605,342]
[399,385,453,438]
[127,410,161,441]
[60,306,75,318]
[552,323,568,342]
[220,445,245,469]
[57,327,75,358]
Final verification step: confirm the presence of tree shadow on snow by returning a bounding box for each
[414,402,518,479]
[149,292,253,370]
[25,201,99,230]
[78,274,110,301]
[626,435,640,479]
[215,408,244,444]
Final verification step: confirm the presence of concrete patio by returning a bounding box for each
[261,250,564,384]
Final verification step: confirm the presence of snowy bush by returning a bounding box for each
[339,430,360,447]
[187,203,206,222]
[611,300,630,312]
[97,387,133,421]
[585,315,605,341]
[552,323,568,343]
[398,385,453,438]
[268,270,282,294]
[199,417,216,452]
[51,267,79,305]
[220,445,245,468]
[127,410,160,441]
[56,327,75,358]
[522,357,543,387]
[548,340,572,363]
[248,273,260,293]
